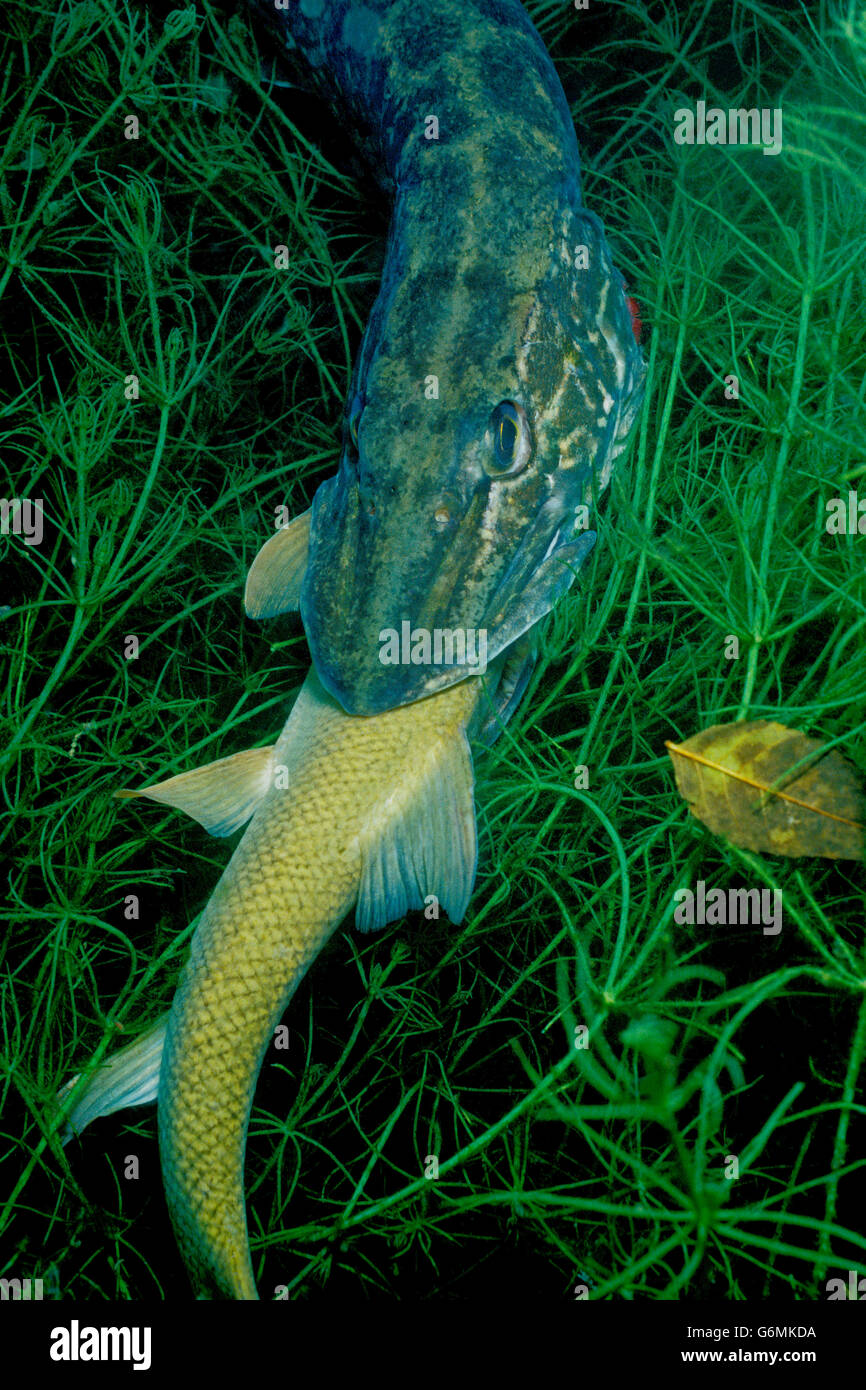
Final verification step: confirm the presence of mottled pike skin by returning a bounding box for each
[159,669,481,1298]
[253,0,645,714]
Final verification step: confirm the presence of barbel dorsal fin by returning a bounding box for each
[244,508,311,619]
[115,745,276,837]
[355,725,477,932]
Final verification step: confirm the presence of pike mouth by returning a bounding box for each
[394,520,598,700]
[481,523,597,663]
[303,482,598,714]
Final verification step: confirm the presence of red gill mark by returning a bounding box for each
[625,294,642,344]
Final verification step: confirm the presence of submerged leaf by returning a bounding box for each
[666,721,865,860]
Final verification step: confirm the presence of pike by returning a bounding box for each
[249,0,645,715]
[60,0,645,1298]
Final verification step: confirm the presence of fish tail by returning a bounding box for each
[157,882,355,1300]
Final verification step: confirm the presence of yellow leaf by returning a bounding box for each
[665,721,864,860]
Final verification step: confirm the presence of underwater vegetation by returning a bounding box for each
[1,0,865,1300]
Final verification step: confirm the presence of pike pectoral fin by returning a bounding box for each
[356,723,477,932]
[115,745,275,837]
[244,508,311,619]
[59,1014,167,1144]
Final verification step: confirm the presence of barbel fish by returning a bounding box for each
[63,643,504,1298]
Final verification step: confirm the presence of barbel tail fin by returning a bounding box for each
[356,722,477,932]
[58,1015,168,1144]
[244,507,311,618]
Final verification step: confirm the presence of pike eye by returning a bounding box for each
[485,400,532,477]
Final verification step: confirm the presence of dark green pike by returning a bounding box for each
[252,0,645,715]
